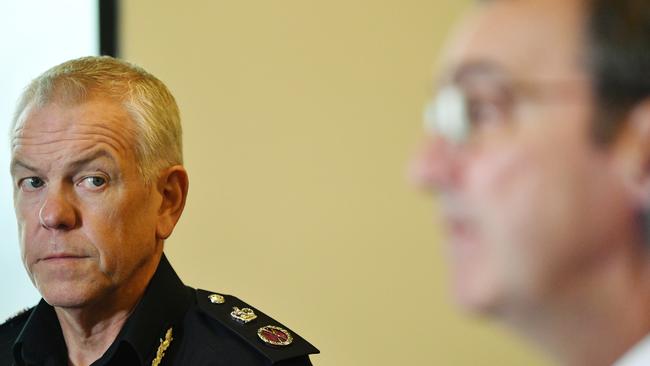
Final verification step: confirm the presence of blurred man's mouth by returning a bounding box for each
[442,203,481,262]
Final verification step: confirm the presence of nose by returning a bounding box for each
[39,187,78,230]
[409,134,462,191]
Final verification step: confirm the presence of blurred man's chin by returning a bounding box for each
[451,276,504,316]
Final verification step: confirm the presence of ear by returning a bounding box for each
[613,99,650,205]
[155,165,189,240]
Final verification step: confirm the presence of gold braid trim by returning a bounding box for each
[151,327,173,366]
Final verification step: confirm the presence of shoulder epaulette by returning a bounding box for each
[195,289,319,363]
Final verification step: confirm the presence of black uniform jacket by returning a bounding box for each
[0,255,319,365]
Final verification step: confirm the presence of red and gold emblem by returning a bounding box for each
[257,325,293,346]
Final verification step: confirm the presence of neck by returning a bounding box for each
[506,250,650,366]
[55,252,162,366]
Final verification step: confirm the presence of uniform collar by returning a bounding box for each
[13,254,193,366]
[13,299,66,365]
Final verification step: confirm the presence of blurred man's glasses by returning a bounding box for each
[423,85,471,144]
[423,64,586,145]
[423,68,516,145]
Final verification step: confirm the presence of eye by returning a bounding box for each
[466,97,510,127]
[19,177,45,192]
[464,83,513,130]
[79,175,108,190]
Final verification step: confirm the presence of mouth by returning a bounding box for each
[447,217,473,238]
[40,254,89,262]
[444,214,481,257]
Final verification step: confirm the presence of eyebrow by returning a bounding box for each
[10,159,38,175]
[67,150,117,170]
[10,149,118,176]
[446,61,508,85]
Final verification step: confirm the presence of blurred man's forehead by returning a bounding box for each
[438,0,588,85]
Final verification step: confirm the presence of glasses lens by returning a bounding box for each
[423,85,469,144]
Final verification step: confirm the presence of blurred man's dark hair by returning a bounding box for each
[589,0,650,142]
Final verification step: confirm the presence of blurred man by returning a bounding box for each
[0,56,318,365]
[412,0,650,365]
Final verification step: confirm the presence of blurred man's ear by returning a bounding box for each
[614,99,650,205]
[155,165,189,240]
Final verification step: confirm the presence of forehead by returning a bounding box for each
[12,98,137,162]
[440,0,588,82]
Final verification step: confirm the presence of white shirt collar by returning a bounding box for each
[613,334,650,366]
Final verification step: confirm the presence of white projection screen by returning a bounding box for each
[0,1,110,321]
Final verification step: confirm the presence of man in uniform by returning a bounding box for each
[412,0,650,365]
[0,56,318,365]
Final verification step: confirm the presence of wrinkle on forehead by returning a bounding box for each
[13,124,130,152]
[11,100,138,167]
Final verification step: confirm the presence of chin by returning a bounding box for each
[453,290,500,316]
[451,269,505,316]
[36,282,98,309]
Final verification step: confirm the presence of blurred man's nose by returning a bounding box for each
[39,187,78,230]
[409,134,462,192]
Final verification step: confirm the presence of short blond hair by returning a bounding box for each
[11,56,183,182]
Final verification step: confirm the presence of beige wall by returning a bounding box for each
[122,1,550,365]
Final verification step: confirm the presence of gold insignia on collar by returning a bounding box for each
[208,293,225,304]
[231,306,258,323]
[151,327,173,366]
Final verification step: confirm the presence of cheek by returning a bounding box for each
[467,132,594,237]
[466,146,543,238]
[14,198,43,266]
[83,206,129,261]
[463,138,607,291]
[82,193,158,271]
[465,147,561,265]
